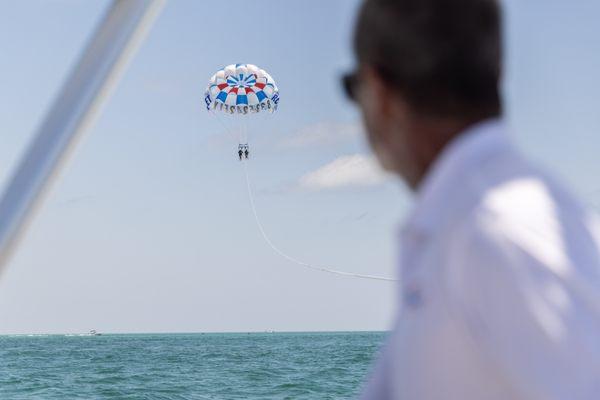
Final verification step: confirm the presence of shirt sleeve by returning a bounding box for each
[358,335,393,400]
[444,212,600,400]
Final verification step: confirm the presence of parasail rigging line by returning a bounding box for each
[241,160,397,282]
[209,110,241,145]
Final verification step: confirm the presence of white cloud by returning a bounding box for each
[280,122,362,149]
[298,154,391,191]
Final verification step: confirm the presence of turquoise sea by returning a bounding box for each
[0,331,384,399]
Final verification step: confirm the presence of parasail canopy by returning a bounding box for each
[205,63,279,114]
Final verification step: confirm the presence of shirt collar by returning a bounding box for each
[402,118,510,238]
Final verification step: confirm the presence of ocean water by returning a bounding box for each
[0,331,384,399]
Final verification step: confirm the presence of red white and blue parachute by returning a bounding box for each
[204,63,279,114]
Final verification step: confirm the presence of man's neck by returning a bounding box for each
[407,116,494,190]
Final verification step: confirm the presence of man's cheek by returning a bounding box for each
[373,142,395,172]
[365,120,382,151]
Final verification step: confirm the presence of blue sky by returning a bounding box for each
[0,0,599,334]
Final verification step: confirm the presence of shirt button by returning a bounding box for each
[403,284,423,309]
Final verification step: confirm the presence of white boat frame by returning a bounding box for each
[0,0,165,274]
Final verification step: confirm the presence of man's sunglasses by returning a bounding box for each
[342,67,399,102]
[341,71,360,102]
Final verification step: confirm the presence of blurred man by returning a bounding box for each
[343,0,600,398]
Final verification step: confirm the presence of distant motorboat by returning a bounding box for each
[89,330,101,336]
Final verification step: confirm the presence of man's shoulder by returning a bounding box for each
[446,162,600,271]
[456,147,583,233]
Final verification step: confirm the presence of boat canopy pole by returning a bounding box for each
[0,0,165,275]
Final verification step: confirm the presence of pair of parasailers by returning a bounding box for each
[238,146,249,160]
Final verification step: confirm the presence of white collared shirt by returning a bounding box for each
[361,119,600,400]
